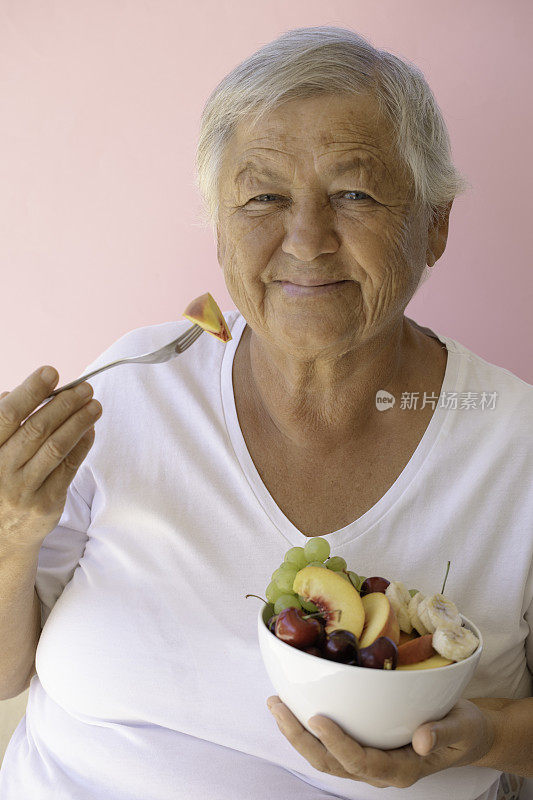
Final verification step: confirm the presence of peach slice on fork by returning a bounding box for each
[183,292,232,342]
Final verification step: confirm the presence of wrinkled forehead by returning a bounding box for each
[222,93,402,180]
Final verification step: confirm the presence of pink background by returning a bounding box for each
[1,0,532,390]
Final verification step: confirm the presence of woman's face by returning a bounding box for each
[216,92,442,358]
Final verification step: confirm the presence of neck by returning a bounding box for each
[239,316,426,454]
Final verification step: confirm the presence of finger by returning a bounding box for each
[309,716,433,788]
[416,699,489,757]
[412,723,437,756]
[20,397,101,489]
[6,384,97,472]
[37,425,96,499]
[308,716,369,777]
[269,702,352,779]
[0,367,59,445]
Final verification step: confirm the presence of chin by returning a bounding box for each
[272,319,359,358]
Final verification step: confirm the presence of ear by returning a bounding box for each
[426,200,453,267]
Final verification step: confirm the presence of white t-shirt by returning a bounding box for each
[1,309,531,800]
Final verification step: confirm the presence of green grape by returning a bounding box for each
[271,563,297,580]
[356,575,367,592]
[274,594,302,614]
[265,602,275,619]
[284,547,307,570]
[304,537,330,562]
[265,581,285,604]
[306,561,327,569]
[337,572,351,583]
[271,562,296,581]
[298,595,319,613]
[272,566,298,593]
[326,556,347,571]
[409,588,420,597]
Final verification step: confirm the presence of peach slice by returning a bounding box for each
[293,566,365,639]
[396,654,454,671]
[397,633,436,666]
[359,592,400,648]
[398,630,418,646]
[183,292,232,343]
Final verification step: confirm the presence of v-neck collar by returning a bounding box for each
[221,312,462,549]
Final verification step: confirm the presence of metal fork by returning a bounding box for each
[44,323,204,400]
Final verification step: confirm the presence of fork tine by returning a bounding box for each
[175,324,203,352]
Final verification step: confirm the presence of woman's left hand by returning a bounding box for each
[266,696,495,788]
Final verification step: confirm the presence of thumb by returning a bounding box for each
[412,699,476,756]
[412,723,437,756]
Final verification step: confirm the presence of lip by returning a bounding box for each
[278,280,349,296]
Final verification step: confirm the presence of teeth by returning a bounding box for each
[408,592,431,636]
[417,594,462,634]
[432,626,479,661]
[385,581,413,633]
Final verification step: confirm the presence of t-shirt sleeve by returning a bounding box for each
[32,323,160,630]
[33,327,141,629]
[35,477,91,629]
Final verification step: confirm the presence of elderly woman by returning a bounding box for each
[0,25,531,800]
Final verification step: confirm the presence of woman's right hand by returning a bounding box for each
[0,366,102,554]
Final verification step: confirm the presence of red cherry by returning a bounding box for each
[323,630,359,664]
[359,636,398,669]
[274,607,323,650]
[359,576,390,597]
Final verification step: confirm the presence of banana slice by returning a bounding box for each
[417,593,462,634]
[408,591,431,636]
[385,581,413,633]
[432,626,479,661]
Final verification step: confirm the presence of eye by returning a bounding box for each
[244,191,373,206]
[247,194,279,203]
[341,191,371,201]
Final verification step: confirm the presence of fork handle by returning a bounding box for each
[44,359,130,400]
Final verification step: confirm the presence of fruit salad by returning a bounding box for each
[256,537,479,671]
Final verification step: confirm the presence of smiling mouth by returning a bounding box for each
[277,280,346,287]
[277,280,350,296]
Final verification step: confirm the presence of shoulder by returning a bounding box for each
[440,333,533,453]
[83,308,243,376]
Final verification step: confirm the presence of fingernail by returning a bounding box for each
[430,730,437,750]
[40,366,57,384]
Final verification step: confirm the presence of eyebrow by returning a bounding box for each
[234,155,388,184]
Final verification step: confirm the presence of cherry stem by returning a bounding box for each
[344,570,357,589]
[245,594,268,605]
[441,561,451,595]
[303,609,342,622]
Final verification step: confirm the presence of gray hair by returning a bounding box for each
[194,25,470,234]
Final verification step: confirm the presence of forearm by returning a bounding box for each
[0,541,42,699]
[469,697,533,778]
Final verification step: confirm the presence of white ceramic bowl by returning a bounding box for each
[258,605,483,749]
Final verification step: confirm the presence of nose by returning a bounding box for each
[281,200,339,262]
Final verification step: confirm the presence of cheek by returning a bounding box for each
[219,217,278,284]
[217,232,269,316]
[346,213,419,285]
